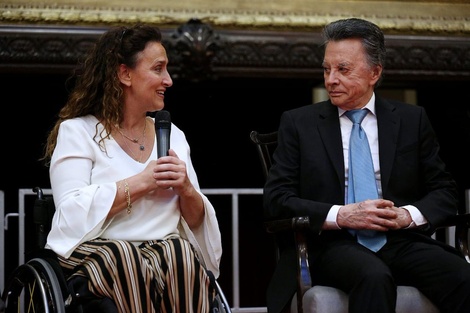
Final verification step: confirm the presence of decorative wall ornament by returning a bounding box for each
[166,19,220,81]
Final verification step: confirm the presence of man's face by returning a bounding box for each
[322,38,381,110]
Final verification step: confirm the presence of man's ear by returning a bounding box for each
[371,64,382,84]
[118,64,131,86]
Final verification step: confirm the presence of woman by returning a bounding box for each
[42,24,222,312]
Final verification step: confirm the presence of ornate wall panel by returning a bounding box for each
[0,1,469,80]
[1,19,469,81]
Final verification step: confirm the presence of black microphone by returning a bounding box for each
[155,110,171,158]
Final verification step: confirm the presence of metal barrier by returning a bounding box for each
[2,188,267,313]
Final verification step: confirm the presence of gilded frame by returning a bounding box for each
[1,0,469,35]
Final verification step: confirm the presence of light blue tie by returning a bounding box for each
[346,109,387,252]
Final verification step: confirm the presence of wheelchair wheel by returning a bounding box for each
[2,258,67,313]
[213,280,231,313]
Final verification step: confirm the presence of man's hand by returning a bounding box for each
[387,206,413,229]
[337,199,399,231]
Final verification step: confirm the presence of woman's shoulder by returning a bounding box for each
[61,115,98,127]
[58,115,101,137]
[61,115,98,128]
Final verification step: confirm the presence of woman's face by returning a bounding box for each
[123,41,173,112]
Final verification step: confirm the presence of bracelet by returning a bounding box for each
[124,179,132,214]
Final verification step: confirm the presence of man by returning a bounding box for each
[264,17,470,313]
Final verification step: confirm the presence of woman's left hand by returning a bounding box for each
[153,149,195,197]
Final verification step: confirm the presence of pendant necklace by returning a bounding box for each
[120,136,143,162]
[117,118,147,151]
[117,118,148,162]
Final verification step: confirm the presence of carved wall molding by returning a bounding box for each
[1,1,469,35]
[1,20,469,81]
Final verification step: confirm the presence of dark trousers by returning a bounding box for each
[312,232,470,313]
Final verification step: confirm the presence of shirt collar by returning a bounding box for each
[338,92,376,117]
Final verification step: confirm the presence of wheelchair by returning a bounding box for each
[1,187,231,313]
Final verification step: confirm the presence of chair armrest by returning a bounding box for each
[436,213,470,263]
[453,213,470,263]
[265,217,312,313]
[265,216,310,233]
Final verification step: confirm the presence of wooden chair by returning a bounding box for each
[249,130,470,313]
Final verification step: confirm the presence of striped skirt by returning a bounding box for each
[58,236,215,313]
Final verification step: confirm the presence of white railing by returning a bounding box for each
[0,190,4,293]
[1,188,267,313]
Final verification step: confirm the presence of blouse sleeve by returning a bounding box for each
[178,192,223,278]
[46,118,116,258]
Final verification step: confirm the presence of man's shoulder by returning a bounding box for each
[286,100,331,115]
[376,97,425,117]
[377,96,421,110]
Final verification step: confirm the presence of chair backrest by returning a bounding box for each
[249,130,278,179]
[249,130,285,259]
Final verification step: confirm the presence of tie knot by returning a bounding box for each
[345,109,368,124]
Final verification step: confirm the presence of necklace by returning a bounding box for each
[117,118,147,151]
[120,134,143,162]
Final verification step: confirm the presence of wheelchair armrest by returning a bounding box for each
[265,216,312,313]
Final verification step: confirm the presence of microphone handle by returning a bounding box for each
[157,128,170,158]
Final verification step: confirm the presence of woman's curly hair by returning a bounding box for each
[42,24,162,164]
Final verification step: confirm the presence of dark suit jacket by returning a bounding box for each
[263,97,459,313]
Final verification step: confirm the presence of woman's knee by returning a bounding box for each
[90,239,143,272]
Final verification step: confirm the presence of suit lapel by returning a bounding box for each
[317,102,345,192]
[376,98,400,192]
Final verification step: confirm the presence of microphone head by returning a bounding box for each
[155,110,171,129]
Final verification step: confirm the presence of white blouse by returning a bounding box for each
[46,115,222,277]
